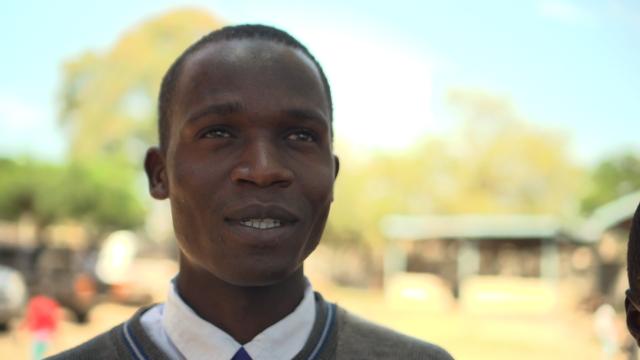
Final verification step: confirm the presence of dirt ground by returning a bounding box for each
[0,302,137,359]
[0,288,631,359]
[323,286,629,360]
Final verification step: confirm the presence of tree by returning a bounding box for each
[581,152,640,214]
[0,159,65,232]
[328,90,585,252]
[436,90,584,215]
[58,9,224,162]
[61,159,146,232]
[0,158,145,242]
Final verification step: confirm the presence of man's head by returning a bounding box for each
[157,24,333,152]
[626,203,640,343]
[144,24,339,287]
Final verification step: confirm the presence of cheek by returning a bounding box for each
[170,152,228,204]
[169,194,202,256]
[301,160,336,200]
[302,167,336,239]
[168,156,225,243]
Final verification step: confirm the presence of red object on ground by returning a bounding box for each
[24,295,60,333]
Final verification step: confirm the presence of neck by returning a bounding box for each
[176,262,307,344]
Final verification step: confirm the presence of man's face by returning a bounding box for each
[147,39,337,286]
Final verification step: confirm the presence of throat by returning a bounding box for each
[175,266,307,344]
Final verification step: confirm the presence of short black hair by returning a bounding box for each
[157,24,333,150]
[628,204,640,294]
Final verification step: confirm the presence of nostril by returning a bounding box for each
[230,142,294,187]
[230,163,293,187]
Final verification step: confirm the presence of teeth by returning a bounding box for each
[240,218,282,229]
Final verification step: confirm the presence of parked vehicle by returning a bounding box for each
[0,244,99,323]
[0,264,27,331]
[34,247,98,322]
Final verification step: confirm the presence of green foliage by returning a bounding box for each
[58,9,224,162]
[0,9,227,242]
[0,159,64,227]
[581,152,640,214]
[328,90,585,250]
[63,159,146,230]
[437,90,584,215]
[0,158,145,233]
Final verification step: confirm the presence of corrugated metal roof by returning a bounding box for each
[577,190,640,243]
[380,214,561,241]
[380,191,640,244]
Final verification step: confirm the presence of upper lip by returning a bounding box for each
[224,203,299,223]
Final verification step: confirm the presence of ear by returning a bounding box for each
[626,296,640,345]
[144,147,169,199]
[328,155,339,203]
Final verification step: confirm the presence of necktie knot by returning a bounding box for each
[231,347,252,360]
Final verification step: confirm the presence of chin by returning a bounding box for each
[219,262,302,287]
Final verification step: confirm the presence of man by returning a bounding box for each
[626,203,640,344]
[50,24,452,360]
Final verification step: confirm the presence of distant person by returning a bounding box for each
[48,25,453,359]
[594,301,619,359]
[24,295,60,360]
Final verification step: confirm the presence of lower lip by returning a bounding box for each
[225,221,297,247]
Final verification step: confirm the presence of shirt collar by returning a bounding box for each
[162,280,316,360]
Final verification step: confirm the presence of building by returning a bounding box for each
[379,200,640,313]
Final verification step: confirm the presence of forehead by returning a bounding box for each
[171,38,329,122]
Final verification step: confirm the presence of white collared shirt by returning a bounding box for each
[140,281,316,360]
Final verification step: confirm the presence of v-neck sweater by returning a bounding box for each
[47,292,453,360]
[139,282,315,360]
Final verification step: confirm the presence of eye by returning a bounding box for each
[202,127,232,139]
[286,129,317,142]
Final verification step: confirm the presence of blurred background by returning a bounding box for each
[1,1,639,359]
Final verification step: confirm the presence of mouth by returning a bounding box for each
[225,203,299,232]
[239,218,284,230]
[224,204,300,246]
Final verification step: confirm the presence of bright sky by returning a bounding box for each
[1,0,639,164]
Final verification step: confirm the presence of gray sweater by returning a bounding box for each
[48,293,453,360]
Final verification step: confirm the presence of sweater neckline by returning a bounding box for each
[119,292,337,360]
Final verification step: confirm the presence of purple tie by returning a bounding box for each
[231,347,252,360]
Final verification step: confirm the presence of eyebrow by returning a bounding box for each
[186,102,245,124]
[283,108,330,126]
[185,102,329,128]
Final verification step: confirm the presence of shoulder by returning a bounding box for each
[46,324,125,360]
[46,305,160,360]
[334,306,454,360]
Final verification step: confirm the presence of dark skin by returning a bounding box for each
[626,205,640,345]
[624,205,640,345]
[144,39,339,344]
[625,294,640,345]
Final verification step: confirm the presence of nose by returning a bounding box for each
[230,139,294,188]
